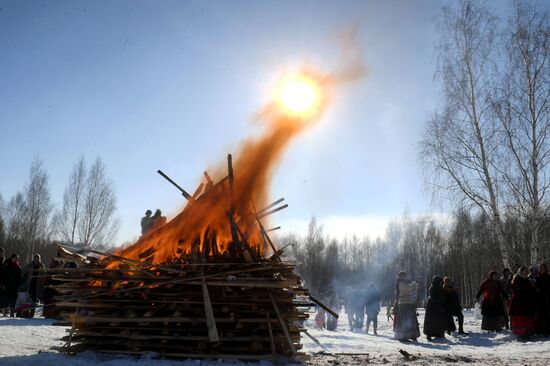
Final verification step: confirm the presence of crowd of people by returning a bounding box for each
[0,249,46,318]
[315,282,382,334]
[313,264,550,343]
[140,208,167,235]
[475,264,550,339]
[391,265,550,342]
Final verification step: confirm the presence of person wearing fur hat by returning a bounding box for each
[509,266,537,339]
[393,271,420,341]
[442,277,467,335]
[475,270,508,332]
[423,275,446,340]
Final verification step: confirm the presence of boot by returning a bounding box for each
[373,325,378,335]
[458,328,468,335]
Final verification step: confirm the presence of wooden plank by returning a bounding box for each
[266,312,276,359]
[201,275,219,342]
[309,295,339,319]
[267,289,297,356]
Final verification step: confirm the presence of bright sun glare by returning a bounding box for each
[276,74,321,118]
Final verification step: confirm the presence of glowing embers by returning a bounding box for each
[275,72,324,119]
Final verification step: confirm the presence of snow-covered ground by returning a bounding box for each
[0,308,549,365]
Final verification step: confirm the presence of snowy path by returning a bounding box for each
[0,309,549,365]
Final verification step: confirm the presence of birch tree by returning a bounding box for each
[494,0,550,265]
[420,0,511,267]
[77,158,119,247]
[53,156,87,244]
[21,158,53,261]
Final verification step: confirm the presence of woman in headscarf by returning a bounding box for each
[423,276,446,340]
[509,266,537,339]
[393,271,420,341]
[475,270,508,332]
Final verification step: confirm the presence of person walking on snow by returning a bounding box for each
[365,282,381,335]
[442,277,467,335]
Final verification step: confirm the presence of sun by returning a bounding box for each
[275,73,322,118]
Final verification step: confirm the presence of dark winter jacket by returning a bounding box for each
[509,275,536,316]
[500,275,513,298]
[4,260,22,294]
[536,273,550,309]
[423,278,446,337]
[475,278,507,317]
[442,284,461,316]
[365,287,381,315]
[21,262,46,300]
[0,256,5,292]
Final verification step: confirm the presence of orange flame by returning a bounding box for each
[110,46,364,266]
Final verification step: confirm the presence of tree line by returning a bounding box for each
[283,210,550,308]
[0,157,119,266]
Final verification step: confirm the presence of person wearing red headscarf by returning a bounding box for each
[475,270,508,332]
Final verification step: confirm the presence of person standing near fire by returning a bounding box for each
[393,271,420,341]
[21,254,46,305]
[151,209,167,230]
[475,270,508,332]
[3,254,21,317]
[365,282,381,334]
[141,209,153,235]
[442,277,467,335]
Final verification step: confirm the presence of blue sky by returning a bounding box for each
[0,0,481,244]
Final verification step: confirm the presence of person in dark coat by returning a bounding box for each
[476,270,508,332]
[509,266,537,338]
[21,254,46,304]
[535,263,550,335]
[350,288,366,330]
[500,268,513,329]
[393,271,420,341]
[4,254,21,317]
[442,277,467,335]
[140,209,153,235]
[365,282,381,334]
[423,276,446,340]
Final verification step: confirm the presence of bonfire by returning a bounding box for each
[46,70,343,361]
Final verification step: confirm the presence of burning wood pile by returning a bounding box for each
[47,154,316,361]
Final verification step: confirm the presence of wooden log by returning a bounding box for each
[309,295,339,319]
[257,204,288,219]
[157,169,192,200]
[258,198,285,215]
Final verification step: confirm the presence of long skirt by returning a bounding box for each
[481,315,504,331]
[394,304,420,340]
[423,306,446,337]
[510,315,536,336]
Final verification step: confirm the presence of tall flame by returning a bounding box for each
[111,42,364,265]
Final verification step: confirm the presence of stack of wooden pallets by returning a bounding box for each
[48,253,310,361]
